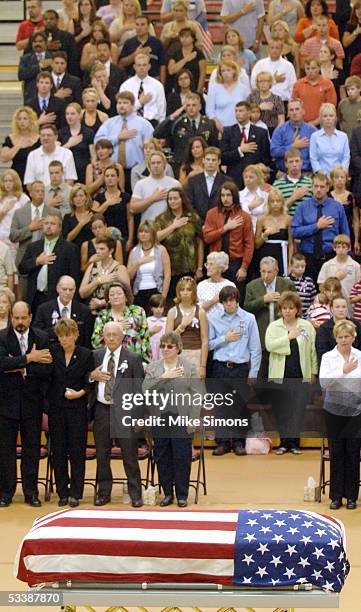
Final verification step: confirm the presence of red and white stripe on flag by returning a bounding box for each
[15,509,238,586]
[198,25,214,60]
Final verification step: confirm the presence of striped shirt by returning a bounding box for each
[272,175,313,216]
[287,274,317,316]
[350,280,361,322]
[301,36,345,60]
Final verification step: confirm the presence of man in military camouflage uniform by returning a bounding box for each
[154,92,220,177]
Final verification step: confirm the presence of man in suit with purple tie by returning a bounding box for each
[220,101,271,189]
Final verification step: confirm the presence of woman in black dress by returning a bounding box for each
[63,183,95,248]
[167,27,206,94]
[0,107,40,184]
[255,188,293,277]
[93,163,133,255]
[166,69,205,116]
[48,319,94,507]
[81,87,109,137]
[59,102,94,183]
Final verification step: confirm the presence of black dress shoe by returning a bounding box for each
[58,497,68,507]
[212,445,231,456]
[25,495,42,507]
[160,495,173,507]
[0,497,11,508]
[69,498,79,508]
[132,499,143,508]
[347,499,357,510]
[94,495,111,506]
[233,444,246,456]
[177,498,188,508]
[330,499,342,510]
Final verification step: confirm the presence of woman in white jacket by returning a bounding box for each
[319,319,361,510]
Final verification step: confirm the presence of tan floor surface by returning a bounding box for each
[1,450,360,611]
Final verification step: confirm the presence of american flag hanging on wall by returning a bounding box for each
[15,509,349,593]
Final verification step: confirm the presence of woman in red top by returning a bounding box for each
[203,181,254,301]
[294,0,339,44]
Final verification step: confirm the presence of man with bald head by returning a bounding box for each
[34,275,93,347]
[0,301,52,507]
[90,322,145,507]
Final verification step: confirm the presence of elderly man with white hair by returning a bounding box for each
[90,321,144,507]
[197,251,236,317]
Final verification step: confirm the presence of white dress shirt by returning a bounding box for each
[204,171,217,196]
[251,56,297,101]
[119,74,166,122]
[52,72,65,88]
[24,145,78,186]
[239,186,269,231]
[14,328,29,354]
[57,298,72,318]
[31,203,44,220]
[97,345,122,404]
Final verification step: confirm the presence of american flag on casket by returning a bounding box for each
[15,509,349,593]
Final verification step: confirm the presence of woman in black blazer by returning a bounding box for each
[48,319,94,507]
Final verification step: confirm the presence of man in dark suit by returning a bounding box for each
[18,213,80,314]
[221,101,271,189]
[34,275,93,348]
[154,93,220,177]
[26,9,79,76]
[28,71,66,130]
[18,31,53,105]
[185,146,228,223]
[0,301,53,507]
[83,39,126,91]
[90,321,144,507]
[50,51,82,105]
[244,256,296,376]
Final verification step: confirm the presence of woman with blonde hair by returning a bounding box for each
[206,60,250,132]
[165,276,208,377]
[255,188,293,276]
[0,170,29,261]
[247,71,285,134]
[0,287,15,331]
[271,19,300,75]
[330,165,359,254]
[110,0,154,52]
[58,0,78,30]
[89,62,116,115]
[310,103,350,174]
[320,319,361,509]
[0,106,40,183]
[209,46,251,95]
[80,19,119,70]
[131,138,174,189]
[223,28,256,75]
[127,220,171,308]
[81,87,109,136]
[59,102,94,183]
[267,0,304,36]
[63,183,95,247]
[239,164,269,232]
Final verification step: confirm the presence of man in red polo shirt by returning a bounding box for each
[16,0,44,52]
[292,58,336,127]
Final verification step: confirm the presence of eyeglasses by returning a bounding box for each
[160,343,177,349]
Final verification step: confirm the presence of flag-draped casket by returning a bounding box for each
[15,508,349,593]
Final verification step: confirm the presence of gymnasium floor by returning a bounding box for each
[2,449,360,611]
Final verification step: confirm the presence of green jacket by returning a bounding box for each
[265,317,318,382]
[244,276,296,349]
